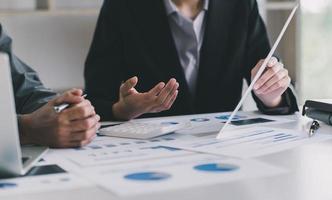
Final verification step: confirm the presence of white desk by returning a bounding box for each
[3,112,332,200]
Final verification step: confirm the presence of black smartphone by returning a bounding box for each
[231,118,274,126]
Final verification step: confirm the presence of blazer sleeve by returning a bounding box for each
[0,25,56,114]
[84,0,125,121]
[243,0,299,115]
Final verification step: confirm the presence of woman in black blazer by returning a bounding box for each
[85,0,298,121]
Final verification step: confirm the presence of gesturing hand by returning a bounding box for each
[112,77,179,120]
[252,57,291,108]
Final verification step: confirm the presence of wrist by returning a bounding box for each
[112,101,131,121]
[260,95,283,108]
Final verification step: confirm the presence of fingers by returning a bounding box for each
[120,77,138,96]
[69,114,100,132]
[70,122,100,142]
[46,94,101,148]
[70,123,100,147]
[53,89,84,105]
[54,120,100,148]
[149,80,179,113]
[158,82,179,110]
[148,82,166,96]
[259,76,291,95]
[163,90,178,111]
[62,100,96,121]
[255,69,289,94]
[113,78,179,119]
[254,61,284,91]
[251,57,278,79]
[267,57,278,67]
[59,135,96,148]
[251,59,264,79]
[155,78,177,105]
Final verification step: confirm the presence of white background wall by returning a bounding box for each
[0,13,99,91]
[0,0,102,91]
[0,0,36,10]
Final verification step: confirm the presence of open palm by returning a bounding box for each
[113,77,179,120]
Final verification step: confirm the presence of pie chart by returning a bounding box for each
[194,163,239,172]
[190,118,210,122]
[0,182,17,189]
[215,115,244,121]
[161,122,179,126]
[124,172,171,181]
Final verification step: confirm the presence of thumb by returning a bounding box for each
[267,57,278,68]
[120,76,138,96]
[53,89,84,106]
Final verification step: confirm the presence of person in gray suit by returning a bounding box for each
[0,24,100,148]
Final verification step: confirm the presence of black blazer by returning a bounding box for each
[85,0,299,120]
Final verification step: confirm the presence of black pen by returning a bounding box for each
[53,94,87,113]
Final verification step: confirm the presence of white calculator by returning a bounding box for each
[99,122,188,139]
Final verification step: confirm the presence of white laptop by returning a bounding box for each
[0,52,48,177]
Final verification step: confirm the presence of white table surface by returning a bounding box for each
[4,112,332,200]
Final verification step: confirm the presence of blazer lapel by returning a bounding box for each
[126,0,194,108]
[126,0,185,79]
[195,0,238,99]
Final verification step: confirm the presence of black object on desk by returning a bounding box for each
[302,100,332,125]
[302,100,332,137]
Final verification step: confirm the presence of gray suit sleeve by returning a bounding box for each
[0,24,57,114]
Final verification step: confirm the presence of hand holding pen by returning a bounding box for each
[54,94,88,113]
[19,89,100,148]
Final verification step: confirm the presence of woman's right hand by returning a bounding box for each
[112,77,179,120]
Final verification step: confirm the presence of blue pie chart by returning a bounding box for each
[194,163,239,172]
[124,172,171,181]
[190,118,210,122]
[161,122,179,125]
[0,182,17,189]
[215,115,244,121]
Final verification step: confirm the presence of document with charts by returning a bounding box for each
[80,153,285,196]
[165,127,332,158]
[48,135,191,168]
[47,112,293,169]
[0,159,92,197]
[49,113,298,169]
[0,174,92,197]
[132,111,295,136]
